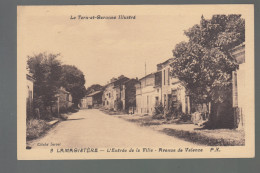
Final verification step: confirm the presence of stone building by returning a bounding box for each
[81,90,103,109]
[53,87,73,114]
[57,87,73,112]
[102,76,129,110]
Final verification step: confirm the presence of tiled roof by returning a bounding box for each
[87,90,103,97]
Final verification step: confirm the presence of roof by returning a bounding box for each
[86,90,103,97]
[104,76,130,88]
[114,77,129,86]
[26,73,35,82]
[230,42,245,53]
[114,78,139,87]
[230,42,245,64]
[157,58,174,70]
[139,72,155,81]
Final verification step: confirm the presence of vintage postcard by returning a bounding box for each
[17,5,254,160]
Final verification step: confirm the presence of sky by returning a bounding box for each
[18,5,249,88]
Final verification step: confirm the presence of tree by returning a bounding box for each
[60,65,86,107]
[27,53,62,118]
[171,15,245,127]
[86,84,103,95]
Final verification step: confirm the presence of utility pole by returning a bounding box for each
[55,94,60,117]
[57,96,60,117]
[145,60,147,86]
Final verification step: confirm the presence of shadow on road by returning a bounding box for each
[66,118,85,121]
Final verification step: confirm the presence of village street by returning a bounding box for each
[28,109,199,149]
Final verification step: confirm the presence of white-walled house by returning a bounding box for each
[135,71,162,115]
[230,43,246,129]
[26,73,34,118]
[157,58,190,114]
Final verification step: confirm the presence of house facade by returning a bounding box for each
[135,71,162,115]
[120,78,139,112]
[56,87,73,112]
[103,82,115,110]
[102,76,130,111]
[26,73,34,119]
[81,90,103,109]
[157,58,190,114]
[230,43,245,129]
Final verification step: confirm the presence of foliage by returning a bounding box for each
[152,103,164,119]
[154,102,164,114]
[152,113,164,120]
[60,65,86,107]
[27,53,87,118]
[179,113,191,122]
[27,53,62,118]
[171,15,244,104]
[26,119,51,140]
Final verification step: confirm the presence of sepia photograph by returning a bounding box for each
[17,5,254,160]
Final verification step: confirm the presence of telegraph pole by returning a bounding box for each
[145,60,147,86]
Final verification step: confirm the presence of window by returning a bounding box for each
[172,89,177,95]
[168,68,170,85]
[155,97,159,106]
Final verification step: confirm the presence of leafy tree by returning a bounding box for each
[27,53,62,118]
[171,15,244,127]
[60,65,86,107]
[86,84,103,95]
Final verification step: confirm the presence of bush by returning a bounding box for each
[152,113,164,119]
[152,103,164,119]
[153,103,164,114]
[26,119,51,140]
[60,114,68,120]
[179,112,191,122]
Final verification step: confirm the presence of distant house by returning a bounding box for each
[102,76,129,110]
[118,78,139,113]
[80,97,88,109]
[102,75,138,113]
[102,82,115,110]
[54,87,73,113]
[26,73,35,119]
[230,43,245,129]
[135,71,162,115]
[81,90,103,109]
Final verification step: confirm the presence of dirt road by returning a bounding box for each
[29,109,199,149]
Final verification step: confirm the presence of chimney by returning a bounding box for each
[157,64,162,71]
[110,77,117,83]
